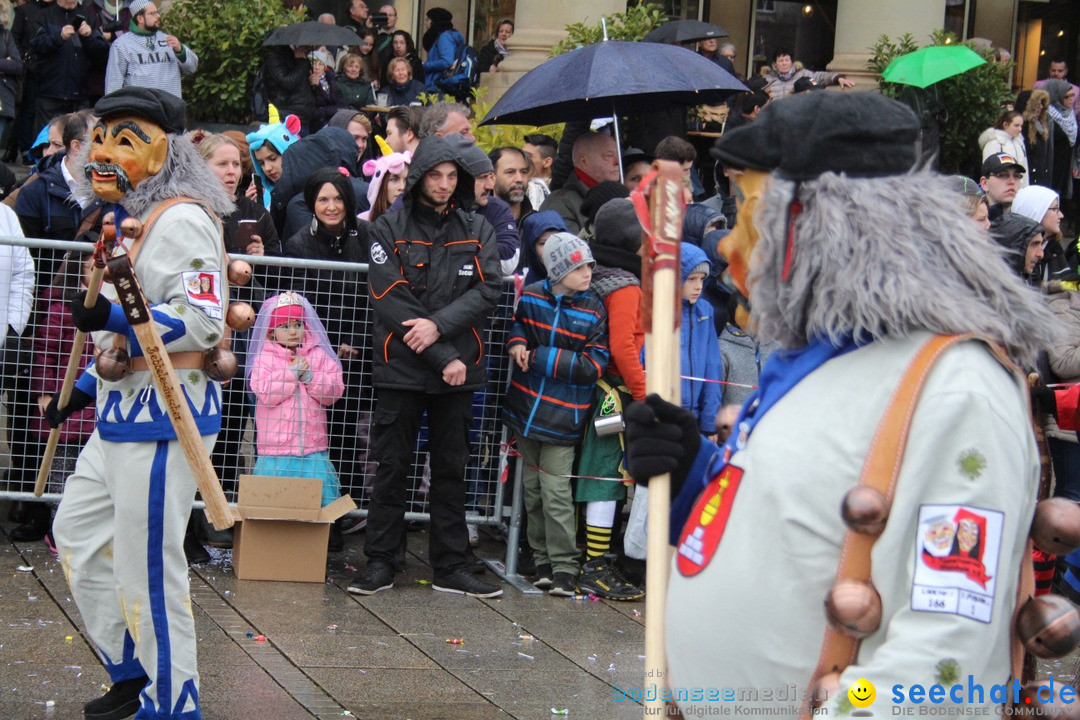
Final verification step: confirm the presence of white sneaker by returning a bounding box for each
[467,523,479,548]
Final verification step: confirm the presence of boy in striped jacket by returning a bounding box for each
[502,232,609,597]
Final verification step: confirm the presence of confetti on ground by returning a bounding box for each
[64,636,73,643]
[326,625,338,631]
[16,566,32,572]
[415,579,431,586]
[587,655,597,662]
[245,632,254,638]
[445,638,464,645]
[254,635,266,643]
[632,610,642,617]
[341,712,355,717]
[551,709,569,715]
[45,700,55,707]
[517,652,534,660]
[518,634,533,641]
[607,663,616,672]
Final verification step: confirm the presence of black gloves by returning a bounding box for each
[624,394,701,495]
[71,292,114,333]
[1031,383,1058,418]
[44,387,95,428]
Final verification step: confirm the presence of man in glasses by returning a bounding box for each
[979,152,1025,221]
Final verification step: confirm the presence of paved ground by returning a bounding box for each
[0,505,647,720]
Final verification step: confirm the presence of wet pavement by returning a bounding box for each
[0,508,647,720]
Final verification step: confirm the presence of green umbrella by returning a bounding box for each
[882,45,987,89]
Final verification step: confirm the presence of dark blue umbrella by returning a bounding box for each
[478,40,746,127]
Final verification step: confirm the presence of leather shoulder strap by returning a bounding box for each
[806,334,1023,711]
[125,196,221,265]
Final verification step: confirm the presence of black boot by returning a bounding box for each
[9,502,51,541]
[327,522,344,552]
[195,511,233,549]
[183,515,210,565]
[83,675,148,720]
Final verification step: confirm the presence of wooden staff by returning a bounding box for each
[636,160,685,718]
[33,227,116,497]
[106,253,237,531]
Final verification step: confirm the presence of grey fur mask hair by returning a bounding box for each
[747,171,1060,368]
[73,133,235,219]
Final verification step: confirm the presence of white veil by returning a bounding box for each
[246,292,342,378]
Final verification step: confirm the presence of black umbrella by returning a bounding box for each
[479,40,745,127]
[262,21,361,47]
[642,19,728,45]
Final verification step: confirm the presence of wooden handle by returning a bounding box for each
[33,259,107,497]
[640,160,685,719]
[108,254,236,530]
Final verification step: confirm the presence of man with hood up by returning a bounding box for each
[623,91,1060,715]
[351,135,503,598]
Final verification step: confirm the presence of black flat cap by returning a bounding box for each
[711,92,918,180]
[94,87,187,135]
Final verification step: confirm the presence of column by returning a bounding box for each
[480,0,626,101]
[827,0,947,90]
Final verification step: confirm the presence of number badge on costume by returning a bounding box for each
[676,464,744,577]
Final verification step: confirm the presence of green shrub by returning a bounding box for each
[165,0,306,124]
[868,31,1012,174]
[552,1,666,56]
[469,88,563,153]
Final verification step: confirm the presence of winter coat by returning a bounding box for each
[477,39,505,74]
[718,323,778,407]
[0,204,34,338]
[760,63,841,101]
[590,266,645,401]
[14,153,83,289]
[264,48,316,127]
[422,28,465,93]
[978,128,1029,188]
[30,285,95,442]
[0,28,24,120]
[383,78,426,107]
[310,69,343,133]
[539,172,590,234]
[31,2,108,101]
[502,279,608,445]
[679,244,722,433]
[338,75,376,110]
[250,335,344,456]
[1044,281,1080,441]
[479,195,520,276]
[366,135,502,393]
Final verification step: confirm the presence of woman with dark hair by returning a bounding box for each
[380,29,424,87]
[281,169,368,513]
[477,19,513,75]
[356,28,381,90]
[1044,79,1077,203]
[421,7,465,94]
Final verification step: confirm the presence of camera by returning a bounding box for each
[369,12,389,28]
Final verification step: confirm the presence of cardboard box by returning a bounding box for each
[232,475,356,583]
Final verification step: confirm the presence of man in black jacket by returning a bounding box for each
[350,135,504,598]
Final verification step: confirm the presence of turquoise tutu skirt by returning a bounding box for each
[252,451,341,507]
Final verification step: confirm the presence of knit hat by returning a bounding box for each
[95,87,187,135]
[441,134,493,176]
[426,7,453,23]
[592,199,643,251]
[582,181,631,226]
[129,0,153,16]
[269,292,305,328]
[543,232,594,284]
[947,175,984,198]
[981,152,1025,177]
[1011,185,1059,227]
[308,50,333,68]
[712,92,918,180]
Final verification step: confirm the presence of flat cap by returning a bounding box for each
[94,87,187,135]
[711,92,918,181]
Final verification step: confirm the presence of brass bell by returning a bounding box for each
[807,672,840,709]
[840,486,890,535]
[1018,680,1080,718]
[1031,498,1080,556]
[119,217,144,240]
[225,302,256,331]
[824,579,882,639]
[227,259,253,287]
[202,348,238,382]
[95,346,132,381]
[1015,594,1080,658]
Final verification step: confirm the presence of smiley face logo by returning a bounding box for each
[848,678,876,708]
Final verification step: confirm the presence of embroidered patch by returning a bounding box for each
[190,258,205,270]
[911,504,1004,623]
[957,449,986,480]
[181,270,223,319]
[370,244,388,265]
[676,463,744,577]
[458,263,475,277]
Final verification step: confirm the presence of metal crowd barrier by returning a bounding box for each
[0,237,528,566]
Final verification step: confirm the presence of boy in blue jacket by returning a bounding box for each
[502,232,609,596]
[679,243,723,440]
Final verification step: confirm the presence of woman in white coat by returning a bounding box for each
[979,110,1030,188]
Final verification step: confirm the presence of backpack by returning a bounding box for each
[250,64,269,122]
[436,34,479,102]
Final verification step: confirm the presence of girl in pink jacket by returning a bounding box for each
[249,292,345,506]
